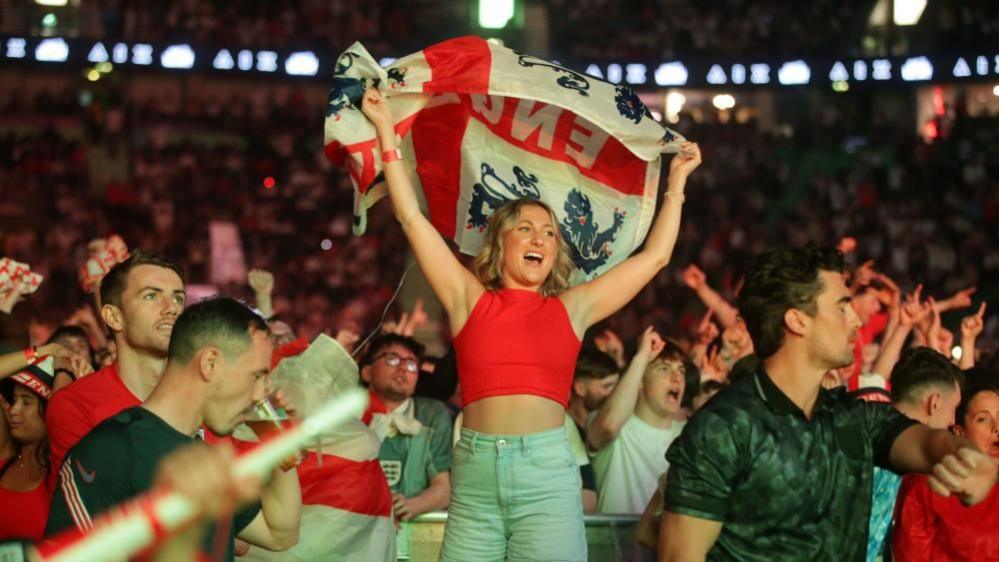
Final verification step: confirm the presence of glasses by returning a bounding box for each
[374,352,419,373]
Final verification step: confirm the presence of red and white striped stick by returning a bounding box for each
[36,388,368,562]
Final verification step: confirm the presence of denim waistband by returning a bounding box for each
[458,425,568,451]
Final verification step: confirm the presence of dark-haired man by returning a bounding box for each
[359,334,451,560]
[865,347,964,561]
[568,348,621,439]
[46,251,186,478]
[660,244,997,561]
[569,348,620,512]
[359,334,452,522]
[46,297,300,561]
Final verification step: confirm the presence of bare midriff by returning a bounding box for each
[462,394,566,435]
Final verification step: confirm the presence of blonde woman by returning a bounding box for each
[361,89,700,561]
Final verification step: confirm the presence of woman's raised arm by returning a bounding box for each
[360,90,483,326]
[562,142,701,331]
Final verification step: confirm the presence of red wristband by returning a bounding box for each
[382,148,402,163]
[23,346,36,364]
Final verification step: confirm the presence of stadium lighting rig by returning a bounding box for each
[2,35,997,90]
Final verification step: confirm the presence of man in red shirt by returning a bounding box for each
[46,251,185,477]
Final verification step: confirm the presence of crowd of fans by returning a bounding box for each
[1,84,997,354]
[547,0,999,61]
[6,0,999,63]
[0,57,997,562]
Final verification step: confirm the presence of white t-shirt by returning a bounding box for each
[563,413,590,468]
[591,414,685,514]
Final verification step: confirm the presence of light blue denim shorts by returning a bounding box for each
[439,426,586,562]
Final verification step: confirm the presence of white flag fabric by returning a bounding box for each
[324,36,686,284]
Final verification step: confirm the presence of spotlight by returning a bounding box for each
[712,94,735,111]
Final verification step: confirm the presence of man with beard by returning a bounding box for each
[659,244,998,561]
[568,348,621,512]
[568,348,621,441]
[46,297,301,562]
[46,251,186,477]
[360,334,452,521]
[359,334,451,560]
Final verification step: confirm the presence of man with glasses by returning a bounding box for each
[359,334,452,539]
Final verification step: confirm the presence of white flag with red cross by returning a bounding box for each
[323,36,685,285]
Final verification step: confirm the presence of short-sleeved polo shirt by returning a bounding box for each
[665,367,917,561]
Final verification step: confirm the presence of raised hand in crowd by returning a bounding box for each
[588,326,665,451]
[681,265,738,329]
[689,309,719,367]
[836,236,857,255]
[594,328,626,369]
[248,269,275,319]
[681,264,707,292]
[52,353,96,392]
[400,298,430,336]
[335,327,361,353]
[720,320,753,366]
[899,285,927,328]
[383,299,429,337]
[958,303,986,370]
[936,286,976,313]
[872,285,929,380]
[0,342,85,382]
[64,305,109,351]
[920,298,956,358]
[698,345,727,383]
[876,273,902,318]
[851,259,876,290]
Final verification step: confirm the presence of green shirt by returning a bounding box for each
[46,407,261,562]
[664,367,917,562]
[377,397,452,497]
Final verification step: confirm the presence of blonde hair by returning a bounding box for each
[472,198,574,297]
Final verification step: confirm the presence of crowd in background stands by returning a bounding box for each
[8,0,466,57]
[4,1,997,62]
[0,86,997,353]
[546,0,999,61]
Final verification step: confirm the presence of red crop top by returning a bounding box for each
[453,288,582,408]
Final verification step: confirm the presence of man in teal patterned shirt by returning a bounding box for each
[660,245,998,561]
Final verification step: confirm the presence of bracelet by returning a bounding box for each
[23,346,37,364]
[665,190,685,204]
[382,148,403,163]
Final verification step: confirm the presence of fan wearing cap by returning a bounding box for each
[0,356,55,541]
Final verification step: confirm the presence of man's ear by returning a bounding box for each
[926,392,942,417]
[101,303,124,333]
[198,347,222,383]
[360,364,373,385]
[784,308,810,337]
[572,379,586,399]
